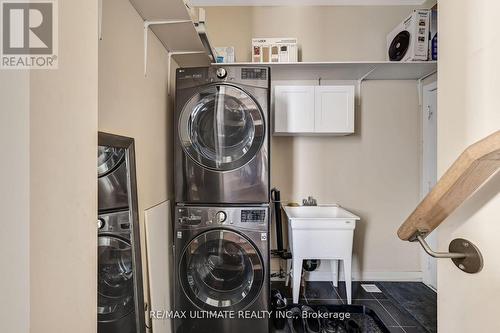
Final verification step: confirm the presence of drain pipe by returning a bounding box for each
[271,188,291,260]
[271,188,284,252]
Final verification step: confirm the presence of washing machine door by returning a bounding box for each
[98,234,135,323]
[179,84,265,171]
[179,229,264,310]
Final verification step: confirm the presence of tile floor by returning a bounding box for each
[271,281,437,333]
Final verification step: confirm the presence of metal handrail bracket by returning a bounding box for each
[412,232,483,274]
[416,234,466,259]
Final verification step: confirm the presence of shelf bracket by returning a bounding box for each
[143,19,192,76]
[356,66,377,107]
[412,232,483,274]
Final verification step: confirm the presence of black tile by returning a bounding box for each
[351,299,398,328]
[378,300,421,328]
[377,282,436,333]
[370,283,389,300]
[273,281,436,333]
[401,326,429,333]
[336,281,388,300]
[303,281,340,300]
[305,298,344,305]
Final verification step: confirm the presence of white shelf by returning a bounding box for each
[211,61,437,81]
[172,53,212,68]
[151,23,205,53]
[129,0,191,21]
[129,0,211,68]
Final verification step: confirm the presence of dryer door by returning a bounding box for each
[98,234,135,323]
[179,84,265,171]
[97,145,129,211]
[179,229,264,310]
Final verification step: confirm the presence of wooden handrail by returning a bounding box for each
[398,130,500,241]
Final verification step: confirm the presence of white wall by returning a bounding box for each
[29,0,99,332]
[0,72,30,333]
[98,0,175,330]
[203,5,428,279]
[438,1,500,331]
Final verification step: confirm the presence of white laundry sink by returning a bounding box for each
[283,205,360,229]
[283,205,360,305]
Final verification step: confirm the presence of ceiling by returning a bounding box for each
[189,0,427,6]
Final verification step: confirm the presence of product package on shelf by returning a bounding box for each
[428,8,438,60]
[252,38,298,63]
[386,10,430,62]
[214,46,235,63]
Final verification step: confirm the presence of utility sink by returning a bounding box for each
[283,205,360,305]
[284,205,360,229]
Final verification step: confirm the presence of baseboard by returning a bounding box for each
[271,270,423,282]
[352,271,422,282]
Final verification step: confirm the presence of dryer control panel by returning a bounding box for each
[176,66,270,90]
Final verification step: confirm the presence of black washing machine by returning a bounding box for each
[97,210,137,333]
[174,205,270,333]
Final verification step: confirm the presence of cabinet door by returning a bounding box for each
[274,86,315,133]
[314,86,355,134]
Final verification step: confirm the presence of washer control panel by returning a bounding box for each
[98,211,131,233]
[176,206,268,230]
[241,209,267,223]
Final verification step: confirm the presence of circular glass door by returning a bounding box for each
[97,146,125,177]
[179,229,264,310]
[179,84,265,171]
[98,235,135,321]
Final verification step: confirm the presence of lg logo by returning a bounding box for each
[1,0,57,68]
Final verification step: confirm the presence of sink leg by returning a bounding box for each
[331,260,339,288]
[292,258,302,304]
[343,259,352,305]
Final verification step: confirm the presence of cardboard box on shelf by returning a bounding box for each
[386,10,430,62]
[252,38,298,63]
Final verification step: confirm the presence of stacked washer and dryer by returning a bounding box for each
[174,66,271,333]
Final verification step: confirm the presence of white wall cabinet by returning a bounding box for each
[274,86,315,133]
[314,86,355,134]
[274,85,355,135]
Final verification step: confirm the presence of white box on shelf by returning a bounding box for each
[386,10,430,62]
[252,38,298,63]
[214,46,235,63]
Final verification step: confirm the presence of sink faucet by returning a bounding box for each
[302,196,317,206]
